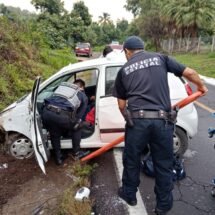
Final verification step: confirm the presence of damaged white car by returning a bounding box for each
[0,54,198,173]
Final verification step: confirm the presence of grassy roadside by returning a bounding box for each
[0,18,95,215]
[173,52,215,78]
[0,48,77,111]
[57,161,97,215]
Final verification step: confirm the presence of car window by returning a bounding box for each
[105,66,121,96]
[37,74,72,101]
[77,43,90,48]
[76,69,98,87]
[37,69,98,102]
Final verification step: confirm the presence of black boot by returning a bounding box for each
[72,150,90,160]
[54,150,63,165]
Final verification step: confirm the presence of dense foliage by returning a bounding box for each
[1,0,215,50]
[125,0,215,49]
[1,1,131,49]
[0,0,215,110]
[0,16,76,110]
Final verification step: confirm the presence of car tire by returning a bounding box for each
[173,126,188,156]
[7,133,34,159]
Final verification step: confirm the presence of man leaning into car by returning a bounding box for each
[41,79,89,166]
[113,36,208,215]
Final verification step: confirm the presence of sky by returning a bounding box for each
[0,0,133,23]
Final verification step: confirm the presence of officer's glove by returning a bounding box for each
[73,119,82,130]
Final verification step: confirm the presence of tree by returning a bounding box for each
[126,19,140,36]
[125,0,166,49]
[125,0,160,17]
[125,0,142,16]
[116,19,129,32]
[100,23,118,44]
[72,1,92,26]
[36,13,66,48]
[0,4,36,22]
[162,0,215,37]
[98,13,112,25]
[31,0,65,15]
[138,12,166,50]
[116,19,129,42]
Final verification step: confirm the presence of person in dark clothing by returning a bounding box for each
[113,36,208,214]
[103,45,113,57]
[41,79,89,165]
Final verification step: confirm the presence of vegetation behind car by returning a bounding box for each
[0,18,77,111]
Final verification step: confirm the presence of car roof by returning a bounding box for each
[76,42,91,46]
[109,44,123,50]
[41,52,187,100]
[51,53,126,78]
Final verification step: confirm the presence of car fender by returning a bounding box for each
[0,97,32,141]
[176,106,198,138]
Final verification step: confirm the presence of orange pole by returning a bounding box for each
[172,91,202,109]
[81,91,203,162]
[81,135,124,162]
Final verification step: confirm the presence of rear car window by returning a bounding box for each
[105,66,121,96]
[77,43,90,48]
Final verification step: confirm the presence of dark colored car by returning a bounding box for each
[75,43,92,57]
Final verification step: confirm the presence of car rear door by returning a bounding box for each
[30,77,50,174]
[98,66,125,143]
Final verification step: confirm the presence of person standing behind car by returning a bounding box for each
[113,36,208,215]
[103,45,113,57]
[41,79,89,165]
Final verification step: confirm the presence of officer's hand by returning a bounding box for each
[197,85,208,96]
[73,119,82,130]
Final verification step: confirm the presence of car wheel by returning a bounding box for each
[173,126,188,156]
[7,133,34,159]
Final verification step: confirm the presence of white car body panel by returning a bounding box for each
[0,54,198,172]
[0,97,32,140]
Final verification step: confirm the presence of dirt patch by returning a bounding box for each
[0,151,82,215]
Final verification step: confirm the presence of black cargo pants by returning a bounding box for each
[122,118,174,211]
[41,107,81,155]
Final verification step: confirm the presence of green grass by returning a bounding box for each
[0,48,77,111]
[173,52,215,78]
[57,162,98,215]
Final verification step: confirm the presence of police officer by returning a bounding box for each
[113,36,208,214]
[41,79,89,165]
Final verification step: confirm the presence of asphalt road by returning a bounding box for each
[81,53,215,214]
[140,82,215,215]
[91,82,215,215]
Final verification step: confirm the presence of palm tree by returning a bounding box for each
[98,12,112,25]
[162,0,215,37]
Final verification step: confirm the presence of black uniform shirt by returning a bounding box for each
[113,51,186,112]
[45,90,88,120]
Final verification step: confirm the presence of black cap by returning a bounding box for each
[123,36,144,50]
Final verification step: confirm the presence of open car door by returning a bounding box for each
[30,77,50,174]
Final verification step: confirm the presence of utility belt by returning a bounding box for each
[132,110,172,120]
[123,109,177,127]
[45,104,74,118]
